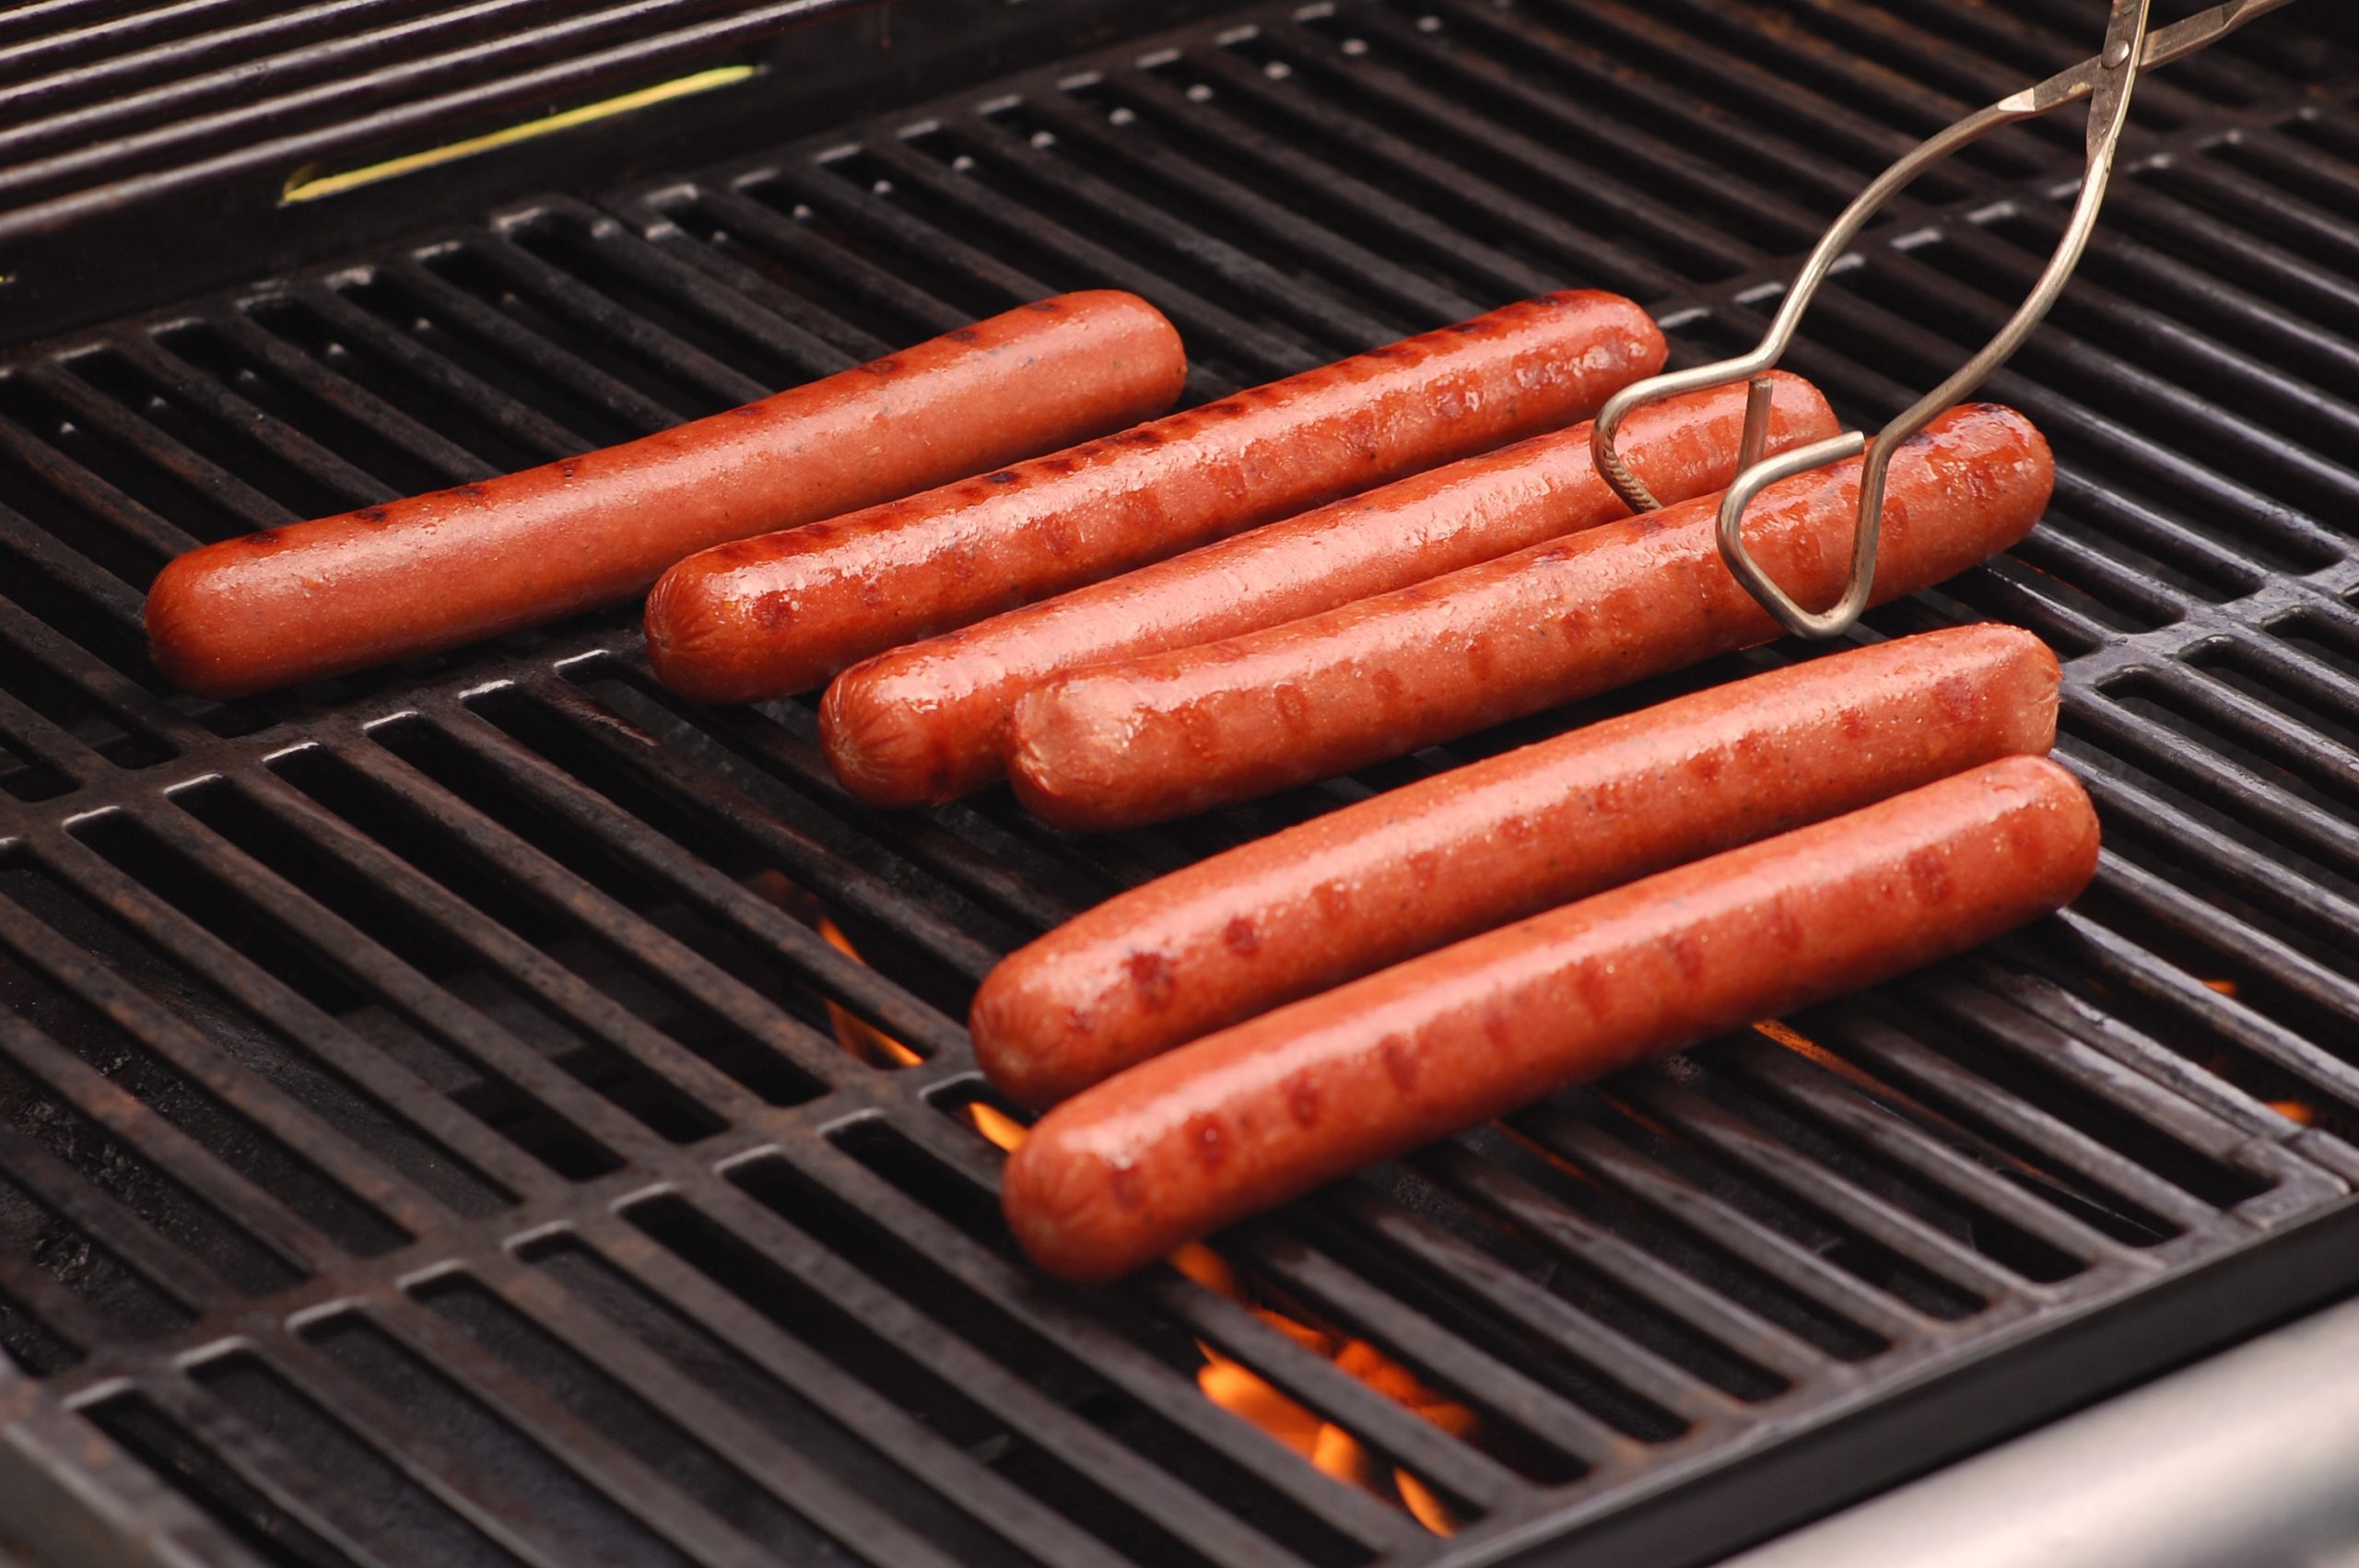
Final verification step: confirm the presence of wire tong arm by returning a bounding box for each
[1590,0,2296,639]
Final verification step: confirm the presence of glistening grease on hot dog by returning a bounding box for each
[973,625,2062,1108]
[147,292,1188,698]
[1001,756,2101,1282]
[646,291,1668,703]
[1010,403,2055,830]
[820,373,1838,808]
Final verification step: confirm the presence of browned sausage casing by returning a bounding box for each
[1002,755,2100,1281]
[821,373,1837,807]
[146,291,1189,699]
[645,291,1667,703]
[975,624,2060,1108]
[1009,404,2055,830]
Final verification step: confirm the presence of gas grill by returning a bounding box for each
[6,3,2359,1565]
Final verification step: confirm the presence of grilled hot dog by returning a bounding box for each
[974,625,2060,1108]
[1010,404,2054,830]
[822,373,1837,807]
[646,291,1666,703]
[147,291,1188,698]
[1002,755,2101,1281]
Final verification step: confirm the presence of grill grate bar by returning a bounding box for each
[255,1331,596,1568]
[381,253,687,438]
[681,1174,1356,1568]
[205,306,504,489]
[2065,754,2359,962]
[1811,989,2225,1237]
[2079,856,2359,1101]
[420,689,975,1054]
[1720,1039,2145,1273]
[567,1212,1157,1568]
[515,673,1009,986]
[1100,60,1556,306]
[1012,88,1482,326]
[1542,0,1948,175]
[1327,1184,1760,1432]
[114,784,623,1201]
[1622,1075,2031,1305]
[108,1372,430,1568]
[1241,1218,1693,1466]
[113,330,405,512]
[852,131,1314,386]
[1252,18,1692,298]
[1426,1140,1843,1390]
[522,202,870,383]
[1417,0,1865,216]
[461,222,774,412]
[0,1113,236,1317]
[953,104,1414,350]
[2,836,431,1247]
[287,277,593,464]
[462,1254,980,1568]
[25,359,301,538]
[556,660,1086,935]
[867,1106,1526,1527]
[364,1295,795,1568]
[319,727,856,1110]
[0,404,205,568]
[2072,691,2359,884]
[695,171,1047,341]
[210,749,752,1170]
[1340,4,1827,257]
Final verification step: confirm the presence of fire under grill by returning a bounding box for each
[6,3,2359,1565]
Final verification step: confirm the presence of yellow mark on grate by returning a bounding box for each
[282,65,757,204]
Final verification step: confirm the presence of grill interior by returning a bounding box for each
[7,3,2359,1566]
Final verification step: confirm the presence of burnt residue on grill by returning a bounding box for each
[5,4,2359,1568]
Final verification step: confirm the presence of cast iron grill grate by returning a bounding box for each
[5,3,2359,1565]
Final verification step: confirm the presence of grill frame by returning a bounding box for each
[6,3,2359,1566]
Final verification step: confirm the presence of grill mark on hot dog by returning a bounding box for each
[821,374,1837,808]
[651,290,1668,705]
[1008,404,2053,832]
[1001,756,2100,1281]
[147,291,1187,698]
[970,625,2061,1107]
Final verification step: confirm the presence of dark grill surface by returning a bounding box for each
[7,4,2359,1565]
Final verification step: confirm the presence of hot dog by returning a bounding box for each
[1002,755,2100,1281]
[146,292,1188,698]
[821,373,1838,808]
[1009,404,2054,831]
[975,625,2060,1108]
[645,291,1667,704]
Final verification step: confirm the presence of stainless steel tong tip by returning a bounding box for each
[1590,0,2296,640]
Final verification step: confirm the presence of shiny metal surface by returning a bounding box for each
[1724,1294,2359,1568]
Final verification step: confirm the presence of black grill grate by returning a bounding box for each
[6,3,2359,1565]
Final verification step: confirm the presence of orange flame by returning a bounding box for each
[816,919,923,1068]
[965,1099,1030,1152]
[792,899,1472,1534]
[945,1094,1465,1531]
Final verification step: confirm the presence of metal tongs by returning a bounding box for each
[1590,0,2298,639]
